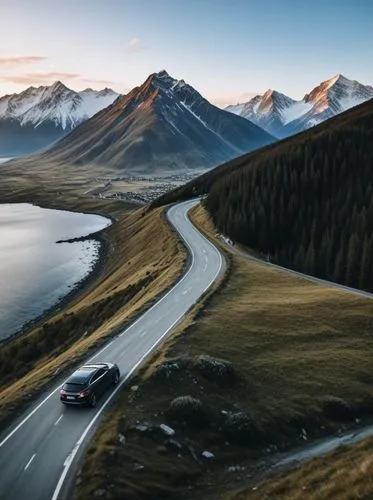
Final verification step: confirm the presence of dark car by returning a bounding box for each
[60,362,120,407]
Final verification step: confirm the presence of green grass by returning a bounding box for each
[74,205,373,500]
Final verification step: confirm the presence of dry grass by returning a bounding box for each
[0,170,186,430]
[229,436,373,500]
[74,204,373,500]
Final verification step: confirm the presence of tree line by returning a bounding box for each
[205,115,373,291]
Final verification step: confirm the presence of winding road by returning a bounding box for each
[0,199,224,500]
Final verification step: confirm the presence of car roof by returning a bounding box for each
[66,366,99,384]
[81,363,110,369]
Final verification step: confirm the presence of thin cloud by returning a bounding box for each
[211,92,259,109]
[80,78,115,86]
[0,72,80,85]
[126,37,148,53]
[0,55,47,65]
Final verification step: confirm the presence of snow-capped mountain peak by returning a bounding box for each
[0,81,120,130]
[226,74,373,138]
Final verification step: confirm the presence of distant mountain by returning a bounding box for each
[0,82,119,156]
[37,70,275,174]
[226,74,373,138]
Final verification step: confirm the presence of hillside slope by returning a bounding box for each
[154,98,373,291]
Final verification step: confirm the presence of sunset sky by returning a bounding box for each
[1,0,372,107]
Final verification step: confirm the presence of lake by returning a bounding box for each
[0,203,111,341]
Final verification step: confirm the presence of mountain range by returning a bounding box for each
[0,82,119,156]
[34,70,274,174]
[225,74,373,138]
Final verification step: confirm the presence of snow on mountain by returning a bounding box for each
[226,90,296,137]
[226,74,373,138]
[36,70,275,175]
[225,103,246,115]
[0,82,120,156]
[0,81,119,130]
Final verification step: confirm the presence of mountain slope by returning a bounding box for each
[226,74,373,138]
[37,70,275,174]
[0,82,119,156]
[283,74,373,135]
[153,98,373,290]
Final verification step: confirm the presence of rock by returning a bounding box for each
[160,423,175,436]
[135,423,150,432]
[130,385,139,392]
[227,465,245,472]
[118,433,126,445]
[93,488,106,497]
[134,463,145,471]
[202,450,215,459]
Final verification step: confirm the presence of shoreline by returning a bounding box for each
[0,204,114,346]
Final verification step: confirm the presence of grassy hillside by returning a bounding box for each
[0,188,186,431]
[230,436,373,500]
[74,206,373,500]
[152,99,373,290]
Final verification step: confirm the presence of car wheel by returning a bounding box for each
[113,370,120,386]
[89,393,97,408]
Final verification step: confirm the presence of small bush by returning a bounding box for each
[167,395,208,426]
[155,359,185,380]
[221,411,260,444]
[322,396,357,421]
[193,355,236,384]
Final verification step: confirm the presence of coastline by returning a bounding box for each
[0,205,113,346]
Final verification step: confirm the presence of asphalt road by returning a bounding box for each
[0,199,223,500]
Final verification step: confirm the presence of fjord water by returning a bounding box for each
[0,203,110,340]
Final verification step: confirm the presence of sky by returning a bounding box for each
[0,0,372,107]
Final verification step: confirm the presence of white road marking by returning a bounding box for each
[51,200,223,500]
[0,333,121,448]
[0,211,197,450]
[140,330,148,337]
[54,415,63,426]
[24,454,36,471]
